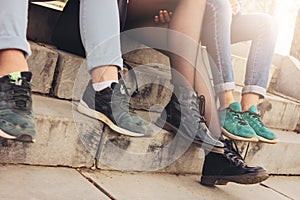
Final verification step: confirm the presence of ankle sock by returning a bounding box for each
[92,80,118,92]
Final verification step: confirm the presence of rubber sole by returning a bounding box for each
[77,100,145,137]
[257,135,279,144]
[0,129,35,143]
[156,117,224,154]
[200,171,269,186]
[221,127,259,142]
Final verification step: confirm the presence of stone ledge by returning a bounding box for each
[237,129,300,175]
[0,95,299,175]
[233,86,300,131]
[0,95,95,168]
[28,42,59,94]
[270,56,300,101]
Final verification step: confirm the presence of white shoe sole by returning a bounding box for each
[221,127,259,142]
[77,100,145,137]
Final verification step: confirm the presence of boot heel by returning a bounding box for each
[200,176,217,186]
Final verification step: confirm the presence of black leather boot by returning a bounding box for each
[200,139,269,186]
[156,86,224,153]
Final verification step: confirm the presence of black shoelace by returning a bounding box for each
[228,108,248,125]
[198,95,207,124]
[190,93,206,127]
[224,139,247,167]
[8,78,31,110]
[245,111,264,127]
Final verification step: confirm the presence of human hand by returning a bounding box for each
[154,10,173,25]
[229,0,241,15]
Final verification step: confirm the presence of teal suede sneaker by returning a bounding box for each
[243,105,279,144]
[219,102,258,142]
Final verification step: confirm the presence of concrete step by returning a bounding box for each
[236,129,300,175]
[82,170,297,200]
[2,164,299,200]
[0,95,95,168]
[1,95,300,176]
[26,41,299,132]
[128,64,299,132]
[233,86,300,132]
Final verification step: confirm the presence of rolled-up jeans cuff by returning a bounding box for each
[87,55,123,73]
[0,36,31,58]
[242,85,266,98]
[214,82,235,94]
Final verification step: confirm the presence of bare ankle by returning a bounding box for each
[91,65,118,83]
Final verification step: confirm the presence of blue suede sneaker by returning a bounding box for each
[243,105,279,144]
[219,102,258,142]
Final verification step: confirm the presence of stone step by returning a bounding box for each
[233,86,300,132]
[1,95,299,175]
[26,42,299,132]
[127,64,299,132]
[0,95,95,168]
[236,129,300,175]
[0,95,203,174]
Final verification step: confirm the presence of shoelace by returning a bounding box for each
[224,139,247,167]
[245,111,264,127]
[228,108,248,125]
[198,95,207,123]
[113,81,136,114]
[190,93,205,126]
[8,78,31,110]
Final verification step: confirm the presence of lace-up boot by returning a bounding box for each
[201,139,268,186]
[156,86,224,153]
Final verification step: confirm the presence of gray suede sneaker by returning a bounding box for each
[0,72,36,142]
[77,80,152,137]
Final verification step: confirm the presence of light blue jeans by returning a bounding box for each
[79,0,123,72]
[0,0,122,71]
[0,0,31,57]
[201,0,278,98]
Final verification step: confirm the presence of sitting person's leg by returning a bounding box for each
[231,13,278,144]
[0,0,36,142]
[127,0,269,185]
[78,0,151,137]
[126,0,224,150]
[201,0,278,143]
[202,0,260,142]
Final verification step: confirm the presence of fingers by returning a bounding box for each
[154,10,173,24]
[159,10,166,24]
[154,10,173,25]
[163,10,172,23]
[154,15,159,24]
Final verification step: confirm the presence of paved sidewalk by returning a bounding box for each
[0,164,299,200]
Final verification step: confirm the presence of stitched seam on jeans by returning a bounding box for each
[81,0,87,50]
[206,2,222,77]
[248,33,262,87]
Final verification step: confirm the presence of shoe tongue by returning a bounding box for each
[111,82,127,95]
[228,102,242,112]
[21,72,32,81]
[9,71,32,85]
[248,105,259,114]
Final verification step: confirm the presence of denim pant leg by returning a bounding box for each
[79,0,123,72]
[201,0,235,95]
[0,0,31,57]
[231,13,278,98]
